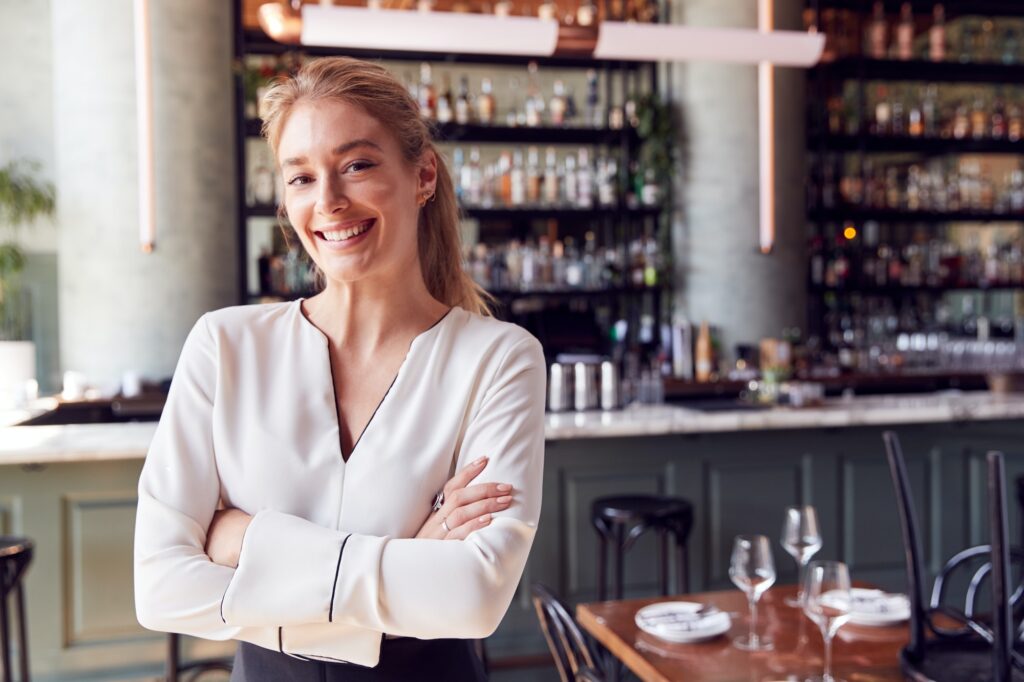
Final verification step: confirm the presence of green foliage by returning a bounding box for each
[0,160,55,227]
[634,93,677,193]
[0,159,55,340]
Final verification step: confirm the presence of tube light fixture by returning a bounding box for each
[758,0,776,254]
[258,3,825,67]
[134,0,155,253]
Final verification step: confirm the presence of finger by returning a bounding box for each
[442,482,513,514]
[444,513,492,540]
[444,494,513,530]
[443,456,490,496]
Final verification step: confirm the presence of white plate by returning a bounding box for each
[824,588,910,627]
[635,601,732,643]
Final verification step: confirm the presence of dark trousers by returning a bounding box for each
[230,638,488,682]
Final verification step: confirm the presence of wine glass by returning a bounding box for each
[780,505,823,607]
[802,560,852,682]
[729,534,776,651]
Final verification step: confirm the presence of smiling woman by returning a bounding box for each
[133,57,546,682]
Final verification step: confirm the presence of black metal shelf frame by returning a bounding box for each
[811,1,1024,17]
[808,133,1024,155]
[810,207,1024,223]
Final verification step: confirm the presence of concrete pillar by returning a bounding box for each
[52,0,237,389]
[670,0,808,360]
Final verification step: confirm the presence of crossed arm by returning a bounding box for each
[133,316,545,663]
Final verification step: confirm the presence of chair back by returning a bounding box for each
[530,583,603,682]
[882,430,927,660]
[987,451,1013,682]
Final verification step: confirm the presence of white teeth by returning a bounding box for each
[320,220,373,242]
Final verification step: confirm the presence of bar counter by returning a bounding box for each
[5,391,1024,465]
[4,391,1024,680]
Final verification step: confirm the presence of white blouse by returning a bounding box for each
[133,300,546,667]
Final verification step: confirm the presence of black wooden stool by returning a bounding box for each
[591,495,693,601]
[166,633,232,681]
[0,537,33,682]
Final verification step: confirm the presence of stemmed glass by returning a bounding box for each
[729,535,776,651]
[781,505,823,607]
[802,560,853,682]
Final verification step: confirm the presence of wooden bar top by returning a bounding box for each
[577,585,908,682]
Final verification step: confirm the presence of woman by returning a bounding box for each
[133,57,545,681]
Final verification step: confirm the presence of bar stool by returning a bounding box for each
[166,633,232,681]
[1,537,33,682]
[591,495,693,601]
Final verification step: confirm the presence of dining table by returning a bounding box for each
[576,584,909,682]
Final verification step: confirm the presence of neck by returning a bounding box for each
[303,265,450,356]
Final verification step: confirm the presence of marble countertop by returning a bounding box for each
[4,392,1024,465]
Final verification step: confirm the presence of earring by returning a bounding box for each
[418,191,435,207]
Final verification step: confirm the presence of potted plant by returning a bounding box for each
[0,159,55,407]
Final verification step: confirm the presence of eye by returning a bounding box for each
[287,175,313,186]
[345,160,376,173]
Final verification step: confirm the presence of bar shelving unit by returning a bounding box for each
[805,0,1024,357]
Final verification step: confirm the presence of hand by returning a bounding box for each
[205,508,253,568]
[415,456,514,541]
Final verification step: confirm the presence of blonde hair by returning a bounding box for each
[260,56,492,316]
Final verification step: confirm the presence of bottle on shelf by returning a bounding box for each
[929,4,947,62]
[455,75,473,125]
[866,1,888,59]
[896,3,915,61]
[418,63,436,120]
[477,77,496,125]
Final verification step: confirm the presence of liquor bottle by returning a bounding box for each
[585,69,601,127]
[543,147,560,205]
[563,154,578,206]
[564,237,583,287]
[565,86,579,126]
[577,0,597,27]
[510,149,526,207]
[908,98,924,137]
[525,61,545,127]
[929,4,946,61]
[597,154,618,207]
[576,147,594,208]
[498,151,513,205]
[537,0,556,20]
[436,73,454,124]
[465,146,482,206]
[418,63,436,120]
[526,146,542,205]
[896,3,915,60]
[641,167,660,207]
[969,95,988,139]
[867,1,888,59]
[952,100,970,139]
[452,147,465,202]
[694,322,713,383]
[550,80,567,126]
[891,94,906,136]
[477,77,496,124]
[992,92,1008,139]
[873,85,892,135]
[922,85,939,136]
[1008,101,1023,142]
[454,75,472,125]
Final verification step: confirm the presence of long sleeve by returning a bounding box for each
[133,315,277,650]
[219,334,546,644]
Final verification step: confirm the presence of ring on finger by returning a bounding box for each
[442,516,452,532]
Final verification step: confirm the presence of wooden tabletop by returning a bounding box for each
[577,585,908,682]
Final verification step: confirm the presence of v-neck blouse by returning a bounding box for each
[133,300,546,667]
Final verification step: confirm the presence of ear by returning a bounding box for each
[417,149,438,197]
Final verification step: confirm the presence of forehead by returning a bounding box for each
[277,99,392,158]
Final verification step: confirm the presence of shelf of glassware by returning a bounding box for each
[809,133,1024,154]
[818,57,1024,85]
[809,207,1024,223]
[808,1,1024,18]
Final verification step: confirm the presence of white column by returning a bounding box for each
[52,0,238,389]
[671,0,808,359]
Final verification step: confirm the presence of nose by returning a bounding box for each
[315,173,350,215]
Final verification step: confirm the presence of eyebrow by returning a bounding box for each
[281,138,384,168]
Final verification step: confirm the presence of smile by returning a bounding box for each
[314,218,375,244]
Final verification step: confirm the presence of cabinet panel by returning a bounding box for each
[63,492,146,646]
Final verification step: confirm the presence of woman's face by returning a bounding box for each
[276,98,436,287]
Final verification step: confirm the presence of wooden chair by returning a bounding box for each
[883,431,1024,681]
[530,583,605,682]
